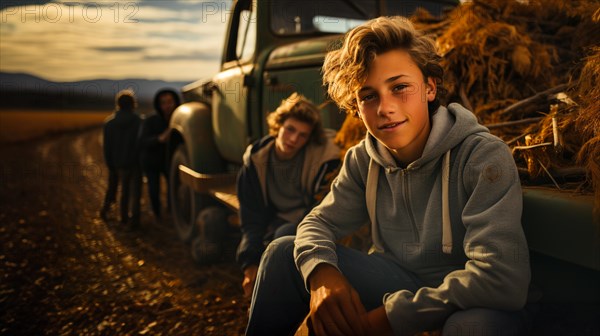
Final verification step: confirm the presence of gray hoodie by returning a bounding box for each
[294,103,530,335]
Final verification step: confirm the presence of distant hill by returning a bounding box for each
[0,72,190,113]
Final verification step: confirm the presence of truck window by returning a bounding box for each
[386,1,456,17]
[271,0,457,35]
[236,2,256,62]
[312,16,367,34]
[271,0,375,35]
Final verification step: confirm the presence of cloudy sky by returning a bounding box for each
[0,0,232,82]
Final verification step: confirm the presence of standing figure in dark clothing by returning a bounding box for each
[139,89,180,220]
[100,89,142,228]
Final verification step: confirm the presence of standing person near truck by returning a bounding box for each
[246,17,531,336]
[139,89,180,220]
[236,93,341,298]
[100,89,143,229]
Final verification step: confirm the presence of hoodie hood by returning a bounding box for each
[365,103,489,169]
[153,89,181,119]
[363,103,490,255]
[244,129,341,208]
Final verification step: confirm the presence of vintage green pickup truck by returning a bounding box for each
[166,0,598,331]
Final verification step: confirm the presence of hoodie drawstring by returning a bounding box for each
[366,159,384,253]
[442,150,453,254]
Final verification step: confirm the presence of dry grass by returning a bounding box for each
[334,0,599,214]
[334,114,367,160]
[0,109,111,143]
[418,0,600,197]
[574,46,600,216]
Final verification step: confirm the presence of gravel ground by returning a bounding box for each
[2,126,598,336]
[0,127,249,335]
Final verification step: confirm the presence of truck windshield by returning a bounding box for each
[271,0,456,35]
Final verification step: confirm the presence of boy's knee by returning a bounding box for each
[273,223,296,239]
[443,308,526,336]
[262,236,295,266]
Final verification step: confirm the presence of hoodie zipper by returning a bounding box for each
[401,169,420,242]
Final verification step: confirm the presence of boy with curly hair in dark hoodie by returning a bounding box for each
[237,93,341,298]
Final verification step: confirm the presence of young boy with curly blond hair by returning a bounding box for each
[245,17,531,336]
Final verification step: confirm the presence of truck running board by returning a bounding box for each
[178,165,239,213]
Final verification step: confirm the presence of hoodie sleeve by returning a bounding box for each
[236,155,271,271]
[294,145,371,287]
[383,139,530,335]
[138,116,161,149]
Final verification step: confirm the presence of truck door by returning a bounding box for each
[212,0,256,164]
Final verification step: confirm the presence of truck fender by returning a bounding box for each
[168,101,225,174]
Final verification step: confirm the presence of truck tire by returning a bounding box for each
[191,237,221,265]
[169,144,202,242]
[190,206,227,264]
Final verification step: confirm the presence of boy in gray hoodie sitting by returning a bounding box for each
[245,16,531,336]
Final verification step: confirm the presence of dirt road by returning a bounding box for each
[0,127,248,335]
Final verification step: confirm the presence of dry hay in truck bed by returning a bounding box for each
[332,0,600,217]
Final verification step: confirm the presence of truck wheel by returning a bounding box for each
[191,237,221,265]
[169,144,202,242]
[190,206,227,264]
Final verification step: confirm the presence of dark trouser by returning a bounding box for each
[121,167,141,225]
[144,167,169,218]
[102,167,141,224]
[102,168,119,208]
[246,236,533,336]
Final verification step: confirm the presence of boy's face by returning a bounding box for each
[355,49,436,164]
[274,117,313,161]
[159,93,177,120]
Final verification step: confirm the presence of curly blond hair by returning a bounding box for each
[266,93,325,144]
[322,16,445,117]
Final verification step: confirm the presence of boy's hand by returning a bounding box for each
[158,128,171,143]
[242,265,259,298]
[366,306,393,336]
[307,264,369,336]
